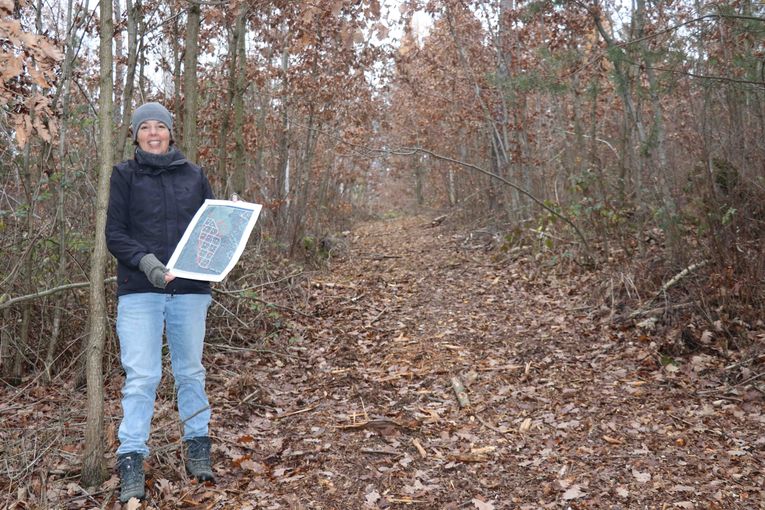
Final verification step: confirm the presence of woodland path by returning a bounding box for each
[200,214,763,509]
[2,215,763,509]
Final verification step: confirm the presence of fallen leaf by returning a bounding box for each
[674,502,694,509]
[562,484,586,500]
[616,487,629,498]
[632,468,651,483]
[125,498,141,510]
[365,490,380,506]
[472,497,495,510]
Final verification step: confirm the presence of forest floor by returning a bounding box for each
[1,214,764,509]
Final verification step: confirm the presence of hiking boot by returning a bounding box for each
[185,436,215,483]
[117,452,145,503]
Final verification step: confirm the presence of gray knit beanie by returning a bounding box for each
[131,102,174,142]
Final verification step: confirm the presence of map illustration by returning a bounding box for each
[167,199,262,282]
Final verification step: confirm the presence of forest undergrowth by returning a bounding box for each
[0,211,763,509]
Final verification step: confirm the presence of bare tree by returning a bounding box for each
[82,0,114,486]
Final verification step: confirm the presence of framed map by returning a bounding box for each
[166,199,262,282]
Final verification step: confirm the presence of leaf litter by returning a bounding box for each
[0,215,763,508]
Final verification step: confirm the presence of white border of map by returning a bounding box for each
[166,199,262,282]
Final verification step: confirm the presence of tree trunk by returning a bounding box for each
[44,0,77,383]
[218,7,246,191]
[275,44,290,230]
[10,127,35,383]
[182,0,201,162]
[172,12,182,122]
[113,0,123,125]
[117,0,141,160]
[231,9,248,196]
[81,0,114,487]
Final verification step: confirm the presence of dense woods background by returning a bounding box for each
[1,0,764,505]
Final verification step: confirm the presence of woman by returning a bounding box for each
[106,102,215,503]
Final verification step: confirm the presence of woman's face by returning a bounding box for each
[136,120,171,154]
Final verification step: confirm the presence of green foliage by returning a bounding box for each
[67,232,93,253]
[721,207,737,226]
[660,354,677,367]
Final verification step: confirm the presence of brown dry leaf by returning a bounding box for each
[632,468,651,483]
[33,116,51,143]
[155,478,174,498]
[12,113,32,148]
[1,55,23,81]
[240,459,267,474]
[38,40,65,62]
[603,435,624,445]
[125,498,141,510]
[471,498,495,510]
[562,484,586,500]
[0,19,22,43]
[364,490,380,506]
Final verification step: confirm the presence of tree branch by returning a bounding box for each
[384,146,593,263]
[0,277,117,311]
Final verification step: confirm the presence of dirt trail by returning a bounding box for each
[2,215,762,509]
[207,215,762,509]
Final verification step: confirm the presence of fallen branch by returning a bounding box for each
[364,254,402,260]
[658,260,709,295]
[451,376,471,408]
[385,146,593,263]
[627,260,709,320]
[0,277,117,311]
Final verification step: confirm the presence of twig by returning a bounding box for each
[206,342,298,360]
[360,448,401,456]
[451,376,471,408]
[275,404,319,420]
[210,297,250,328]
[363,254,402,260]
[368,306,388,325]
[213,289,313,317]
[226,269,305,293]
[181,405,210,426]
[628,301,694,319]
[725,354,765,371]
[473,412,506,435]
[412,438,427,458]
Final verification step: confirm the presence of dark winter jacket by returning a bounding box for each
[106,148,214,296]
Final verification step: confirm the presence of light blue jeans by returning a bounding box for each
[116,292,212,456]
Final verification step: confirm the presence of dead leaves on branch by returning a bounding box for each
[1,12,63,148]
